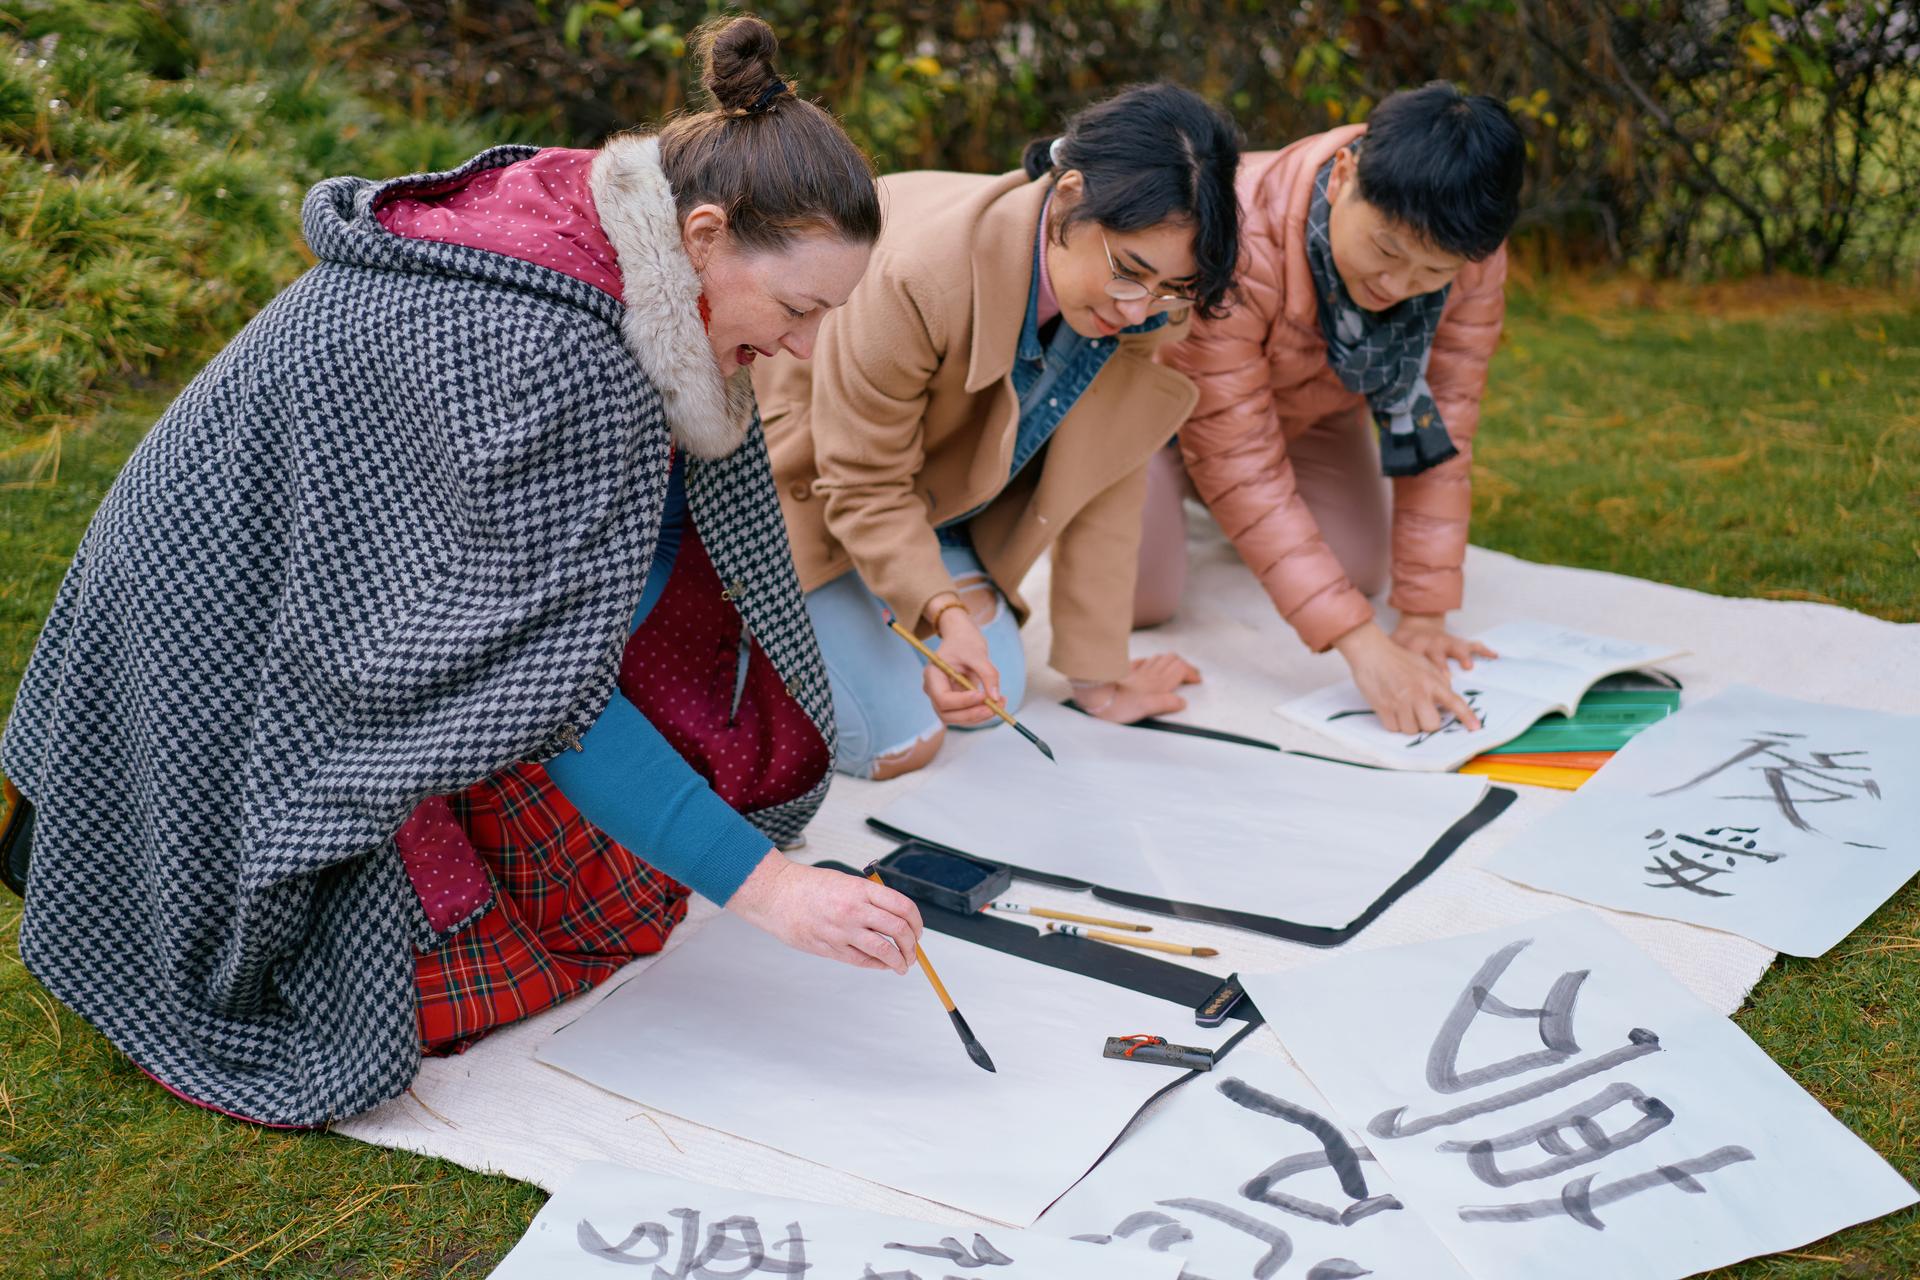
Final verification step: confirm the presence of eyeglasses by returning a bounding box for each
[1100,233,1197,311]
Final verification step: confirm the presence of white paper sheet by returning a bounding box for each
[1243,911,1917,1280]
[1039,1052,1472,1279]
[870,701,1489,931]
[1274,621,1684,771]
[1463,622,1682,707]
[1486,685,1920,956]
[490,1162,1184,1279]
[535,911,1235,1226]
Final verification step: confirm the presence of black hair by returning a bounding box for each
[1355,82,1524,262]
[1022,83,1241,321]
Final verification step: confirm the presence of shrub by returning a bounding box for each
[0,1,504,456]
[349,0,1920,282]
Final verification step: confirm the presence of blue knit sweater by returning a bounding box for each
[545,458,773,906]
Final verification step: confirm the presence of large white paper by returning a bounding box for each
[871,701,1489,931]
[536,911,1234,1225]
[1243,911,1917,1280]
[1275,621,1684,771]
[1039,1053,1472,1279]
[490,1162,1184,1279]
[1487,685,1920,956]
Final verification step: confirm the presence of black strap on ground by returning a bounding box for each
[867,783,1514,949]
[819,860,1261,1025]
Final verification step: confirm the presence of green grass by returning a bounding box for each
[1484,284,1920,1278]
[1,288,1917,1276]
[1476,282,1920,623]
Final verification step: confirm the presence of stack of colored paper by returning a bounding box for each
[1459,687,1680,789]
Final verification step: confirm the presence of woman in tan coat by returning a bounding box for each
[754,85,1240,777]
[1145,83,1526,735]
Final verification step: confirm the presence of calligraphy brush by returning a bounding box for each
[1045,921,1219,958]
[989,901,1151,932]
[882,615,1055,763]
[866,867,997,1073]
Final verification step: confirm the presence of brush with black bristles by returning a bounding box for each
[882,616,1055,763]
[866,867,997,1073]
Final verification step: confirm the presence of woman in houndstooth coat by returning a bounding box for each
[0,16,924,1128]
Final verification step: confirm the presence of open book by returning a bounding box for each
[1275,620,1687,771]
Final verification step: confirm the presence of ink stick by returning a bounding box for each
[1195,973,1246,1028]
[1103,1035,1215,1071]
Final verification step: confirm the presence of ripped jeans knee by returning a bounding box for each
[803,545,1027,779]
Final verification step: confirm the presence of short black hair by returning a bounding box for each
[1357,82,1524,262]
[1022,83,1242,321]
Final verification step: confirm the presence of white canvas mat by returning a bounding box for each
[335,516,1920,1234]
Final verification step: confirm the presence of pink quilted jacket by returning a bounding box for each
[1161,125,1507,652]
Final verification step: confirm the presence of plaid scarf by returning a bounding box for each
[1305,149,1458,477]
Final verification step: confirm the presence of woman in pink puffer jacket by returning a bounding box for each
[1143,84,1525,734]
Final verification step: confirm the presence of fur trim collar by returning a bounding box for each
[589,135,756,459]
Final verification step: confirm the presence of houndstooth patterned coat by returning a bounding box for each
[0,139,835,1127]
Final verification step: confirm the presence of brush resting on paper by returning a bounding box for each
[990,901,1151,931]
[1046,922,1219,957]
[865,868,997,1073]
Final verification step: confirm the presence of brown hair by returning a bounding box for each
[655,16,881,251]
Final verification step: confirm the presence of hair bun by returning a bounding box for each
[699,15,785,115]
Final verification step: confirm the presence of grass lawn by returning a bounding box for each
[1,282,1917,1277]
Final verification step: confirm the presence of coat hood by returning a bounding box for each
[302,140,755,459]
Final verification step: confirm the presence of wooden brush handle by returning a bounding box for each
[887,621,1018,729]
[867,869,956,1012]
[914,952,957,1012]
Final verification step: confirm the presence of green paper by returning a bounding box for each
[1485,688,1681,755]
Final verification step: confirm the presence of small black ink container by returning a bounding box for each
[871,842,1012,916]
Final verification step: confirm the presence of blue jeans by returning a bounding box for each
[804,546,1027,778]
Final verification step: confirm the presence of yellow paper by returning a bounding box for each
[1458,760,1595,790]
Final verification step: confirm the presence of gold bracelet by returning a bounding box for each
[929,599,970,630]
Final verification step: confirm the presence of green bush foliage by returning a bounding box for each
[0,0,507,457]
[3,0,1914,456]
[357,0,1920,282]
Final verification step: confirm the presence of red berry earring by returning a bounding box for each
[697,293,712,334]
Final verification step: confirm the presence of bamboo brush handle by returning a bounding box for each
[867,870,956,1012]
[887,621,1019,730]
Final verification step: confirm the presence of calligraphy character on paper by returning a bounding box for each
[1070,1075,1403,1278]
[1641,826,1785,898]
[576,1208,808,1276]
[1368,938,1755,1230]
[1653,730,1880,843]
[1328,689,1487,747]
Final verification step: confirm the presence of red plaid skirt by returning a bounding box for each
[412,761,690,1054]
[408,522,826,1055]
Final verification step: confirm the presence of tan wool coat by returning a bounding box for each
[1161,125,1508,653]
[754,169,1198,683]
